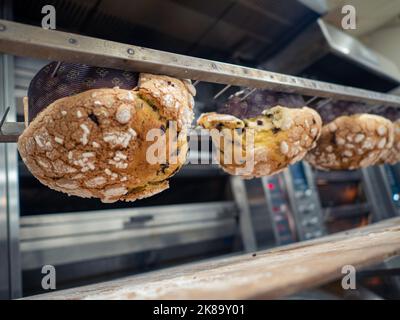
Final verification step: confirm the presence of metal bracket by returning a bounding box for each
[0,107,24,143]
[229,176,257,252]
[0,105,10,130]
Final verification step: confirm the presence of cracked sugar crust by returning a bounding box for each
[197,106,322,178]
[18,74,195,203]
[379,119,400,165]
[305,114,394,171]
[138,73,195,130]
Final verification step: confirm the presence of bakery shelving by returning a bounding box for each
[1,19,400,143]
[22,217,400,299]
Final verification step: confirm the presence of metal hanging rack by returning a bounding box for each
[1,19,400,143]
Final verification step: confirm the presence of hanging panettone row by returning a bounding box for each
[17,64,400,202]
[204,89,399,176]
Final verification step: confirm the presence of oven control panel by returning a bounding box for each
[286,162,326,241]
[262,175,296,245]
[262,162,326,245]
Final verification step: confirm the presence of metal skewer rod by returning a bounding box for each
[305,96,319,105]
[51,61,62,77]
[315,98,332,109]
[213,84,231,100]
[240,88,257,101]
[0,106,10,133]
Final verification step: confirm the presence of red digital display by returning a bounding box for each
[267,183,275,190]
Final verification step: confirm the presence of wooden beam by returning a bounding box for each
[25,217,400,300]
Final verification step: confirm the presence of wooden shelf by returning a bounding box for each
[24,217,400,300]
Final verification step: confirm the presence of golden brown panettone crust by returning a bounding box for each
[18,74,195,203]
[380,119,400,165]
[305,114,394,170]
[198,106,322,178]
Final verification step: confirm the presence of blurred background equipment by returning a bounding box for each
[1,0,400,299]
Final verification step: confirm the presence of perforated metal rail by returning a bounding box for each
[1,19,400,142]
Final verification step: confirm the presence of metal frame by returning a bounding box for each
[0,54,11,298]
[20,202,238,270]
[0,0,21,300]
[229,177,257,252]
[0,52,21,301]
[361,166,398,222]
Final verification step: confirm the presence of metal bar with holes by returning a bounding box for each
[0,19,400,107]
